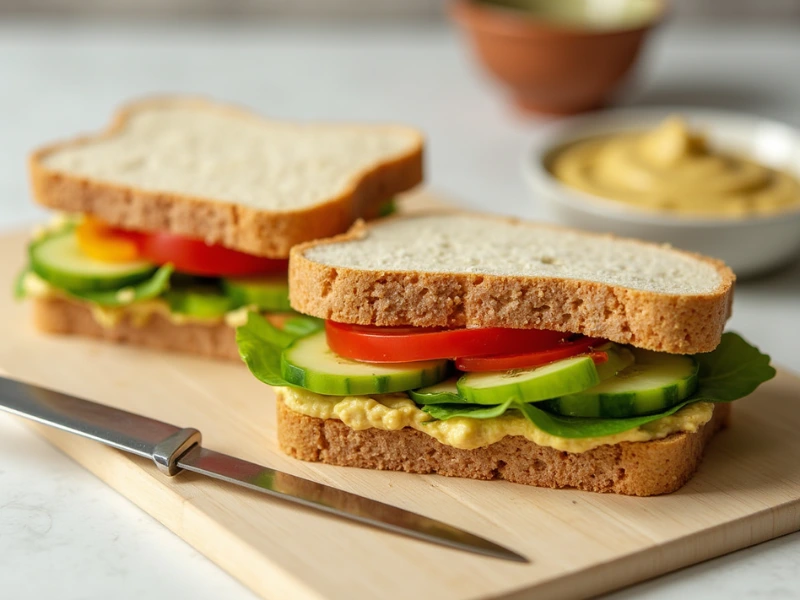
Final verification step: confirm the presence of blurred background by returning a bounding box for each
[1,3,799,600]
[1,0,800,20]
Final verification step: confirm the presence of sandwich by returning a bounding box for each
[15,97,423,359]
[236,213,775,496]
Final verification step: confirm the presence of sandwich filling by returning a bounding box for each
[17,203,399,330]
[236,313,775,452]
[278,386,714,453]
[16,215,294,328]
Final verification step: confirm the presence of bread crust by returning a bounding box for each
[289,213,735,354]
[277,394,731,496]
[28,96,424,258]
[32,296,240,360]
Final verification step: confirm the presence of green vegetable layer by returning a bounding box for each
[421,333,775,438]
[236,311,775,440]
[15,227,291,315]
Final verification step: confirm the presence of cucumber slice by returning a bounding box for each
[281,331,449,395]
[595,343,635,380]
[545,349,699,418]
[165,288,233,318]
[222,275,291,311]
[456,356,600,405]
[30,230,156,292]
[409,377,462,405]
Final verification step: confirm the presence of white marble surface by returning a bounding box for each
[0,18,799,600]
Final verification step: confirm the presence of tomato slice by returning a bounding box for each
[135,232,287,277]
[75,218,287,276]
[325,321,566,363]
[454,337,607,372]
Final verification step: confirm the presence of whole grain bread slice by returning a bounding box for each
[29,97,424,258]
[276,394,731,496]
[289,213,735,354]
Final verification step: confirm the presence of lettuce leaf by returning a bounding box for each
[692,332,776,401]
[423,400,513,421]
[281,316,324,338]
[66,264,174,307]
[421,332,775,439]
[13,268,30,300]
[236,312,322,387]
[13,263,174,308]
[377,198,397,218]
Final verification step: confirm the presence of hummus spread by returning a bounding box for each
[550,116,800,217]
[279,386,714,453]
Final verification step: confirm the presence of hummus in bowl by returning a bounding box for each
[524,108,800,277]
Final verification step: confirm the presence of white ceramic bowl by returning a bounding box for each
[523,108,800,277]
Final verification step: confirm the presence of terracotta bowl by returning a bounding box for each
[450,0,665,115]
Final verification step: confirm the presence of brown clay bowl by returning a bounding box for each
[450,0,666,115]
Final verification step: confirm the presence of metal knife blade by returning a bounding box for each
[0,375,527,563]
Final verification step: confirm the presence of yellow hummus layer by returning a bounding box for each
[278,386,714,454]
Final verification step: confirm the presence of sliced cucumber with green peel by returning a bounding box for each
[30,230,157,292]
[165,288,233,318]
[545,349,699,418]
[222,275,291,311]
[595,343,635,380]
[409,378,462,405]
[456,356,600,405]
[281,331,449,396]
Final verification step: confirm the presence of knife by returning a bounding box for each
[0,375,527,563]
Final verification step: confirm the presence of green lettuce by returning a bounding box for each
[13,263,174,308]
[423,400,513,421]
[66,264,175,307]
[13,268,30,300]
[377,198,397,218]
[281,315,325,338]
[236,312,323,386]
[421,332,775,439]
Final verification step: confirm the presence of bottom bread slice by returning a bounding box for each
[277,394,731,496]
[31,297,240,360]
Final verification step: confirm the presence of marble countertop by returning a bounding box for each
[0,18,798,599]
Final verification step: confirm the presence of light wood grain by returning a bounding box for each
[2,225,799,600]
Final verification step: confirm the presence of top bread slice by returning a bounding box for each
[29,97,424,258]
[289,213,735,354]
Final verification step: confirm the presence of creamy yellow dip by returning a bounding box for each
[279,386,714,454]
[550,116,800,217]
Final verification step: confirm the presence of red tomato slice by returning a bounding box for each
[454,337,607,372]
[325,321,566,363]
[134,231,287,277]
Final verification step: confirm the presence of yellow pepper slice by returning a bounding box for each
[75,217,142,263]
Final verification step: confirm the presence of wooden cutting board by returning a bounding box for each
[2,223,799,600]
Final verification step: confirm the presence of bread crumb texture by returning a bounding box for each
[30,97,424,257]
[32,296,240,360]
[277,394,731,496]
[290,214,735,353]
[305,214,722,293]
[41,106,420,211]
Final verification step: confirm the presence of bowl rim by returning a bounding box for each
[522,106,800,229]
[449,0,668,38]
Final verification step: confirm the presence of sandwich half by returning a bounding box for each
[17,97,423,359]
[237,213,775,495]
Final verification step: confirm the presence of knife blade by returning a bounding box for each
[0,375,527,563]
